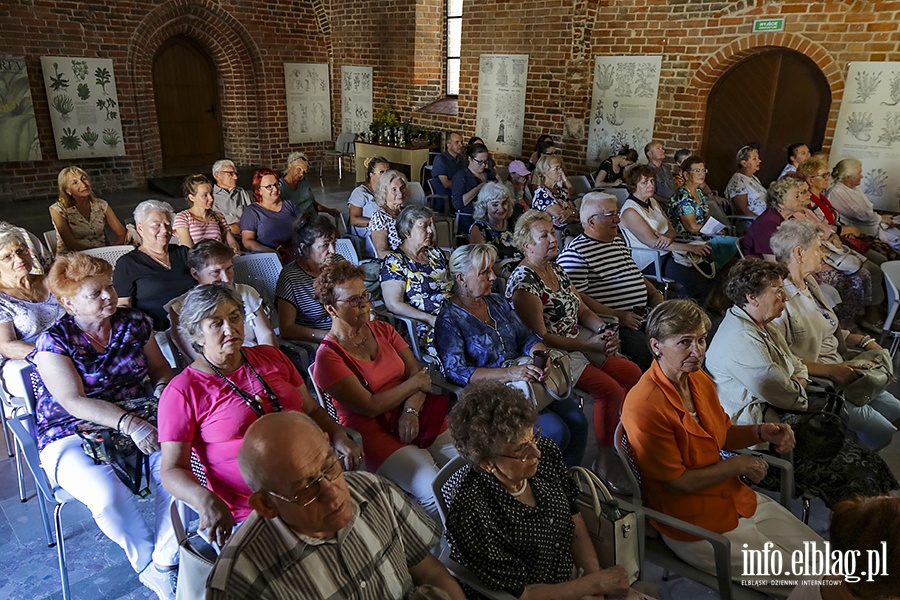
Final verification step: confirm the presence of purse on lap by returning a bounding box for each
[502,350,574,411]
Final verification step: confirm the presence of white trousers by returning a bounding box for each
[376,428,457,524]
[40,435,179,572]
[662,493,824,598]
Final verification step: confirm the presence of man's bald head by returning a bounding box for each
[239,412,327,493]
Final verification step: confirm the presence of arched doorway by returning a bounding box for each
[152,36,224,173]
[701,48,831,192]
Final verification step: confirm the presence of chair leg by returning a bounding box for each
[337,156,342,181]
[15,443,26,502]
[801,497,811,524]
[55,502,71,600]
[1,406,13,457]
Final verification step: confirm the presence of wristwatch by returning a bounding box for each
[404,406,420,417]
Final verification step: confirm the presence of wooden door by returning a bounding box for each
[153,36,224,173]
[701,49,831,193]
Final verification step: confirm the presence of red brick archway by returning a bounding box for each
[686,33,843,151]
[126,2,265,177]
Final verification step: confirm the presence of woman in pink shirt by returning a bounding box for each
[173,174,241,254]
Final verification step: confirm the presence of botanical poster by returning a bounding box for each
[40,56,124,159]
[284,62,331,144]
[341,66,372,136]
[476,54,528,156]
[587,55,662,166]
[831,61,900,211]
[0,56,41,162]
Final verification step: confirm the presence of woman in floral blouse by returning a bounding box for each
[530,154,580,239]
[468,182,522,274]
[381,205,453,363]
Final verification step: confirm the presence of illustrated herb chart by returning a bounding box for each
[284,63,332,144]
[40,56,125,159]
[0,56,42,162]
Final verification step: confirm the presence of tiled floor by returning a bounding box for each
[0,171,898,599]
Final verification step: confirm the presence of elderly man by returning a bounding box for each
[644,141,675,202]
[212,159,252,235]
[557,192,663,370]
[206,412,465,600]
[430,131,466,197]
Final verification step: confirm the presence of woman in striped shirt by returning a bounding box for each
[174,174,242,254]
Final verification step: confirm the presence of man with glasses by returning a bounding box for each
[431,131,466,197]
[212,159,252,235]
[207,412,465,600]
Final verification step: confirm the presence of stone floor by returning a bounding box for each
[0,169,898,599]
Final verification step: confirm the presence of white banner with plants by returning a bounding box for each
[831,61,900,211]
[476,54,528,156]
[284,62,331,144]
[0,56,42,162]
[341,66,372,137]
[40,56,124,159]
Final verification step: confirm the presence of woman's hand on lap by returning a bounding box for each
[398,412,419,444]
[199,494,236,547]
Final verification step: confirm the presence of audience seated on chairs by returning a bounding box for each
[467,182,522,272]
[166,240,276,361]
[778,142,811,179]
[0,227,65,397]
[211,159,252,236]
[381,205,453,364]
[51,166,127,253]
[622,299,823,598]
[446,381,648,600]
[173,174,241,253]
[435,244,587,467]
[369,169,409,258]
[114,200,195,331]
[158,283,360,545]
[527,134,554,170]
[32,252,178,600]
[205,412,465,600]
[827,157,900,259]
[668,155,739,269]
[740,175,812,260]
[504,160,532,220]
[347,155,390,238]
[557,193,661,371]
[467,136,497,178]
[430,131,466,198]
[706,259,899,508]
[312,262,456,522]
[451,143,494,236]
[725,145,768,217]
[770,220,900,451]
[644,141,676,202]
[506,210,641,489]
[279,152,342,221]
[240,168,302,260]
[592,145,637,188]
[619,165,715,305]
[531,153,580,241]
[276,212,345,348]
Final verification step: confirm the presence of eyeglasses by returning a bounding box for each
[814,172,830,179]
[260,183,279,192]
[220,170,238,176]
[374,169,389,175]
[543,150,559,155]
[690,168,708,174]
[590,210,620,220]
[266,453,344,507]
[498,427,542,461]
[335,291,372,308]
[472,157,489,165]
[0,247,29,263]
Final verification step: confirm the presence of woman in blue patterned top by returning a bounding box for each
[468,182,523,274]
[435,243,587,466]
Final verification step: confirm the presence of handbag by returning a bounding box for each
[672,240,716,279]
[820,239,864,274]
[841,347,894,407]
[169,502,218,600]
[76,396,158,496]
[569,466,641,584]
[503,350,574,411]
[768,406,845,464]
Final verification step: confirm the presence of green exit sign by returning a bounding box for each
[753,18,785,32]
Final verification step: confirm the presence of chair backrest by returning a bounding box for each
[569,175,592,196]
[44,230,58,257]
[334,238,360,265]
[406,182,427,206]
[431,454,469,526]
[613,423,644,503]
[336,132,357,155]
[307,363,339,421]
[881,260,900,329]
[80,244,134,268]
[232,252,283,309]
[433,218,454,251]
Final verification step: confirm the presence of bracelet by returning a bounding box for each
[117,412,131,434]
[858,336,874,348]
[404,406,420,417]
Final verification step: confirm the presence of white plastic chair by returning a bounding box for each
[232,252,283,312]
[407,182,427,206]
[43,230,58,258]
[569,175,592,197]
[80,244,135,268]
[334,238,361,265]
[321,132,357,181]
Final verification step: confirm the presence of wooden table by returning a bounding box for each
[354,141,430,184]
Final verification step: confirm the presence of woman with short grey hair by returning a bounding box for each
[278,151,341,220]
[369,169,409,258]
[381,205,452,362]
[158,282,361,546]
[468,181,521,265]
[114,199,195,330]
[827,157,900,243]
[725,144,767,216]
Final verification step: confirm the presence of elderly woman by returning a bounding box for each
[0,227,65,397]
[622,300,823,596]
[467,181,522,267]
[166,240,276,361]
[159,283,360,546]
[725,145,768,216]
[446,381,644,600]
[506,210,641,475]
[770,220,900,451]
[827,158,900,252]
[278,152,341,220]
[114,200,195,331]
[668,155,739,269]
[368,169,408,258]
[592,145,638,187]
[347,156,390,237]
[740,175,812,259]
[312,261,455,521]
[50,166,127,252]
[173,174,241,253]
[620,164,714,303]
[451,143,493,236]
[32,253,178,598]
[239,167,302,258]
[381,205,453,363]
[706,259,898,507]
[435,244,587,466]
[276,212,344,345]
[531,154,580,237]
